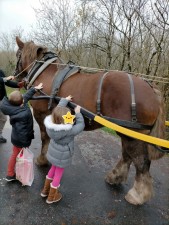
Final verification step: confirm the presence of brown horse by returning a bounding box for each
[14,36,166,205]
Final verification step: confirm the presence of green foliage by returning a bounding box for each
[6,87,26,95]
[101,126,118,136]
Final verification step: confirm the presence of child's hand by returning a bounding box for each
[35,83,43,90]
[66,95,73,101]
[75,105,81,113]
[6,75,15,80]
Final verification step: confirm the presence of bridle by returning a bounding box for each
[13,49,22,77]
[13,48,59,89]
[13,49,34,78]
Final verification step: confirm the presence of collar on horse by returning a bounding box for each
[25,52,59,88]
[24,51,80,109]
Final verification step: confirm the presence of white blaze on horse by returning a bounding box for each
[14,36,166,205]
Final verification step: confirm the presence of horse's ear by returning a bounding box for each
[16,36,24,49]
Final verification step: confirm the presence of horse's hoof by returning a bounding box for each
[125,189,146,205]
[36,155,49,166]
[125,193,141,205]
[105,173,123,185]
[105,174,114,185]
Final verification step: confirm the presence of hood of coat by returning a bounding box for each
[0,96,28,117]
[44,115,73,131]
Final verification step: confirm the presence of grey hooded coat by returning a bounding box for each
[44,98,85,168]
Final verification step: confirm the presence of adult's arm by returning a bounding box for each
[5,80,19,88]
[0,75,19,88]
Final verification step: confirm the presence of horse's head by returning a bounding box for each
[14,36,47,81]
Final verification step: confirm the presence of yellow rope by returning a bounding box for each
[94,115,169,149]
[165,121,169,126]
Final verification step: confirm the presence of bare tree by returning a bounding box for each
[31,0,79,56]
[0,28,24,74]
[138,0,169,76]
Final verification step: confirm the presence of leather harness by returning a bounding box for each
[25,52,153,130]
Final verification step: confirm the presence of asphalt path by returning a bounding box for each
[0,118,169,225]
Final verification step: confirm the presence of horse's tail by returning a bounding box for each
[148,87,166,160]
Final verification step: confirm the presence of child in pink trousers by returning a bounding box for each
[41,95,85,204]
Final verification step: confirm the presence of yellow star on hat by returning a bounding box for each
[62,111,75,124]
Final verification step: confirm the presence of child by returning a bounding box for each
[41,95,85,204]
[0,83,43,181]
[0,73,24,143]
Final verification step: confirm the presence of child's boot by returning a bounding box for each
[41,176,53,197]
[46,183,62,204]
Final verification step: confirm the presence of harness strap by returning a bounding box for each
[48,63,80,109]
[96,71,109,115]
[26,57,58,89]
[96,72,138,122]
[103,116,152,130]
[127,73,137,122]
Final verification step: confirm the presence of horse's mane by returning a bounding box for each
[22,41,47,61]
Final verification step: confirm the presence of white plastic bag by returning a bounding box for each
[16,148,34,186]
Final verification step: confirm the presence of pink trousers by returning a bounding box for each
[47,165,64,188]
[7,145,22,176]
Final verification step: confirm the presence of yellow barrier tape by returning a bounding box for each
[165,121,169,126]
[94,116,169,149]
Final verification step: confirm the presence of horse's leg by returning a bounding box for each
[124,140,153,205]
[105,138,132,184]
[33,110,49,166]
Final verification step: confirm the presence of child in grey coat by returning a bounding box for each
[41,95,85,204]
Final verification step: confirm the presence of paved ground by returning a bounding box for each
[0,119,169,225]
